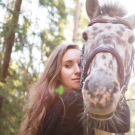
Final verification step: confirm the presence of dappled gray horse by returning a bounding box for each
[80,0,135,135]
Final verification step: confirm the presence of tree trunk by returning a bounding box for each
[73,0,81,43]
[0,0,22,115]
[1,0,22,82]
[0,92,3,115]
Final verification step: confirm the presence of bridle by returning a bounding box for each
[80,18,135,108]
[80,19,134,135]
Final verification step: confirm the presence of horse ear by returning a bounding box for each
[86,0,101,20]
[125,14,135,29]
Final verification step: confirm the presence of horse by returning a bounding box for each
[79,0,135,135]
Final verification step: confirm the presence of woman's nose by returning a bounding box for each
[75,64,81,75]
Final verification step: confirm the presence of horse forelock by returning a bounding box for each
[100,1,127,17]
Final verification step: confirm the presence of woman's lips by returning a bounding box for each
[72,78,80,82]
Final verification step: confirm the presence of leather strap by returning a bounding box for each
[88,18,133,30]
[83,46,124,88]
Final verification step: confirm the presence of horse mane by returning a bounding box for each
[100,1,128,17]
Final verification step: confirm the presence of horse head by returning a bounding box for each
[81,0,135,124]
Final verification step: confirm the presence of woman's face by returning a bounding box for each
[60,49,81,90]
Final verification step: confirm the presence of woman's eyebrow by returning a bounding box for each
[64,60,73,63]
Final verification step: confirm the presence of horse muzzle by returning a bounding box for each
[82,71,121,120]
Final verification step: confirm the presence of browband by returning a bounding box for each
[88,18,133,30]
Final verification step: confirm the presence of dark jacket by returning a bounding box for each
[41,90,130,135]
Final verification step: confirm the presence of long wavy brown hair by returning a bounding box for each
[18,43,79,135]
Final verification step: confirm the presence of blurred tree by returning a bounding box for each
[126,79,135,135]
[72,0,89,46]
[0,0,22,116]
[0,0,134,135]
[77,2,89,46]
[0,0,22,82]
[0,0,69,134]
[38,0,68,58]
[73,0,81,43]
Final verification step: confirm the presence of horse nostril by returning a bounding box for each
[84,80,89,90]
[113,81,118,87]
[113,81,119,93]
[113,87,119,93]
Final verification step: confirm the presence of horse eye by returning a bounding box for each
[82,32,88,41]
[128,36,135,44]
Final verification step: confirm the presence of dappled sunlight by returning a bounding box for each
[0,0,135,134]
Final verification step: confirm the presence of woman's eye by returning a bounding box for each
[65,64,72,68]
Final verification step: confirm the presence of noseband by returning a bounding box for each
[83,46,125,88]
[80,18,134,96]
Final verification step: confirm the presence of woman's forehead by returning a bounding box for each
[62,49,81,62]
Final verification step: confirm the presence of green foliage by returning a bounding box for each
[0,61,39,134]
[0,0,135,135]
[0,1,6,8]
[55,85,64,95]
[39,0,68,55]
[0,0,69,134]
[126,79,135,135]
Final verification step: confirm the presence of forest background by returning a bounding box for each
[0,0,135,135]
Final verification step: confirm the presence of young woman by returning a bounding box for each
[18,43,130,135]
